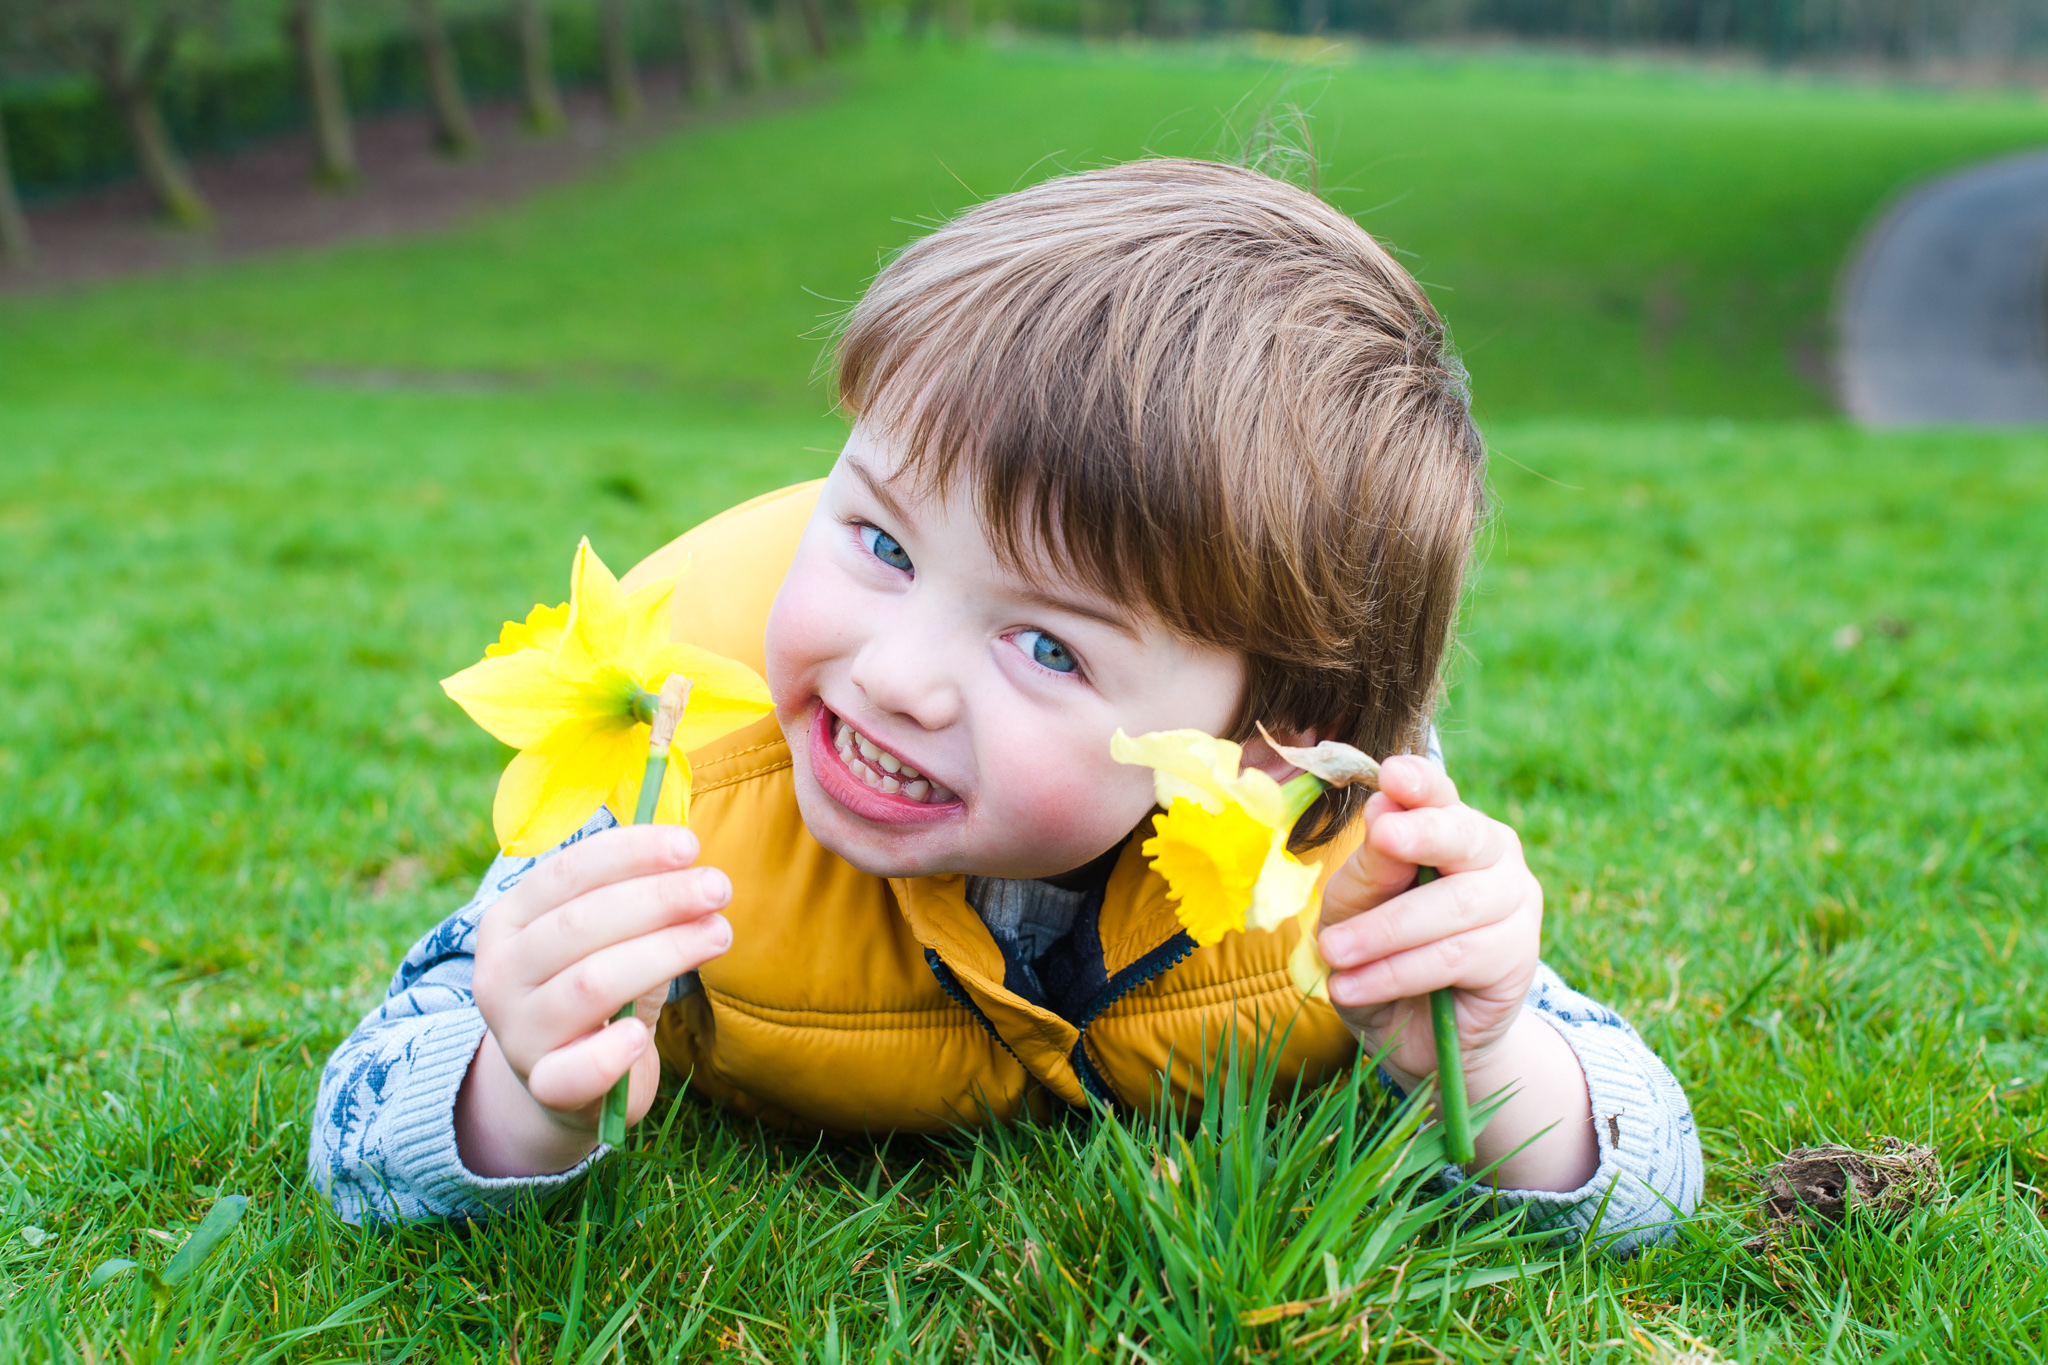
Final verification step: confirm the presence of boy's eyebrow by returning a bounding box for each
[846,457,915,526]
[1014,584,1142,641]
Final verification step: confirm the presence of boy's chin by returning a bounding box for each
[788,774,957,880]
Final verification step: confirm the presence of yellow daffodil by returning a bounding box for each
[1110,729,1323,968]
[442,538,774,855]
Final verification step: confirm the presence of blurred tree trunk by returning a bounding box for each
[515,0,566,132]
[904,0,935,42]
[88,16,211,227]
[674,0,721,100]
[827,0,865,49]
[795,0,831,55]
[716,0,762,88]
[770,0,808,69]
[0,109,31,264]
[599,0,642,120]
[286,0,358,187]
[412,0,480,154]
[912,0,969,43]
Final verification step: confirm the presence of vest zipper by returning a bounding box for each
[922,948,1029,1071]
[1068,929,1197,1107]
[926,931,1198,1111]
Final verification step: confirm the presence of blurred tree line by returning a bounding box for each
[0,0,2041,266]
[0,0,862,260]
[1042,0,2048,61]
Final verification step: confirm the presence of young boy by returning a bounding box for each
[314,159,1700,1251]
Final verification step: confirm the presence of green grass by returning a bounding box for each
[3,37,2047,1362]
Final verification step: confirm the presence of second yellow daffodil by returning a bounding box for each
[442,538,774,855]
[1110,729,1324,967]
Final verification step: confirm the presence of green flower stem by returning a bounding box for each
[1294,774,1475,1163]
[1278,771,1325,827]
[598,748,670,1148]
[1413,868,1475,1163]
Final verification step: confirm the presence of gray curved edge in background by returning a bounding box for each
[1838,149,2048,427]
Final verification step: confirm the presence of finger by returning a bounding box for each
[1325,930,1526,1012]
[1320,868,1518,969]
[489,825,702,933]
[1320,792,1429,927]
[521,914,733,1042]
[501,866,732,987]
[526,1016,653,1114]
[1368,803,1511,877]
[1376,754,1459,811]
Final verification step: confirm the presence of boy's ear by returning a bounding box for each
[1239,724,1328,782]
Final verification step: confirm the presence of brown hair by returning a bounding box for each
[836,158,1485,848]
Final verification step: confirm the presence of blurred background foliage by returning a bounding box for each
[4,0,2048,214]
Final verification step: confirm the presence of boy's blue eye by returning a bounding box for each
[1018,629,1078,675]
[860,525,913,573]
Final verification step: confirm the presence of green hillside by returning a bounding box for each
[2,40,2046,1362]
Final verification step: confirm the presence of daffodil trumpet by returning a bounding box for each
[1113,725,1475,1164]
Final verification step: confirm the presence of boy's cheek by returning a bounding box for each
[763,563,852,700]
[987,758,1154,861]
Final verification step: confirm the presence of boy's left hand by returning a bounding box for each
[1315,755,1544,1088]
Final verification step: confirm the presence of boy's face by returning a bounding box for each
[764,426,1246,881]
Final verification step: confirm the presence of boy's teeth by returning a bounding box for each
[832,714,955,805]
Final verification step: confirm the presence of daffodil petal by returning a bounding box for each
[1111,729,1242,812]
[1246,834,1320,932]
[442,649,590,750]
[1287,899,1330,999]
[655,752,692,826]
[552,538,632,686]
[600,732,695,829]
[1111,728,1291,825]
[1228,767,1289,829]
[487,601,570,657]
[657,647,776,750]
[494,714,644,854]
[621,575,681,680]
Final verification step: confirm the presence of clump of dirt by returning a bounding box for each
[1744,1136,1945,1253]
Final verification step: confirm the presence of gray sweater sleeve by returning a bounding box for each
[1442,962,1704,1254]
[309,811,619,1224]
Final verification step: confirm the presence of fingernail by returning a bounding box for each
[698,868,731,906]
[706,914,733,951]
[665,826,699,860]
[1318,926,1352,968]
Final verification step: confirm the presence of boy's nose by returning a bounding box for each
[847,628,964,733]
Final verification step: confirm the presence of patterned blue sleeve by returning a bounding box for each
[309,810,618,1224]
[1461,963,1705,1255]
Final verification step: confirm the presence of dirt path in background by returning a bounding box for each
[1837,149,2048,425]
[0,74,833,296]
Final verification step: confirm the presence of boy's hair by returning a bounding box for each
[836,158,1485,848]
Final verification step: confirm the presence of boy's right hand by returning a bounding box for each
[454,825,734,1177]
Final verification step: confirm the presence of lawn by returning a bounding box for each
[2,37,2046,1361]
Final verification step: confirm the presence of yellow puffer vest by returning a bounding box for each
[623,482,1362,1135]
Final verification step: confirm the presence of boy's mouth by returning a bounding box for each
[809,706,963,824]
